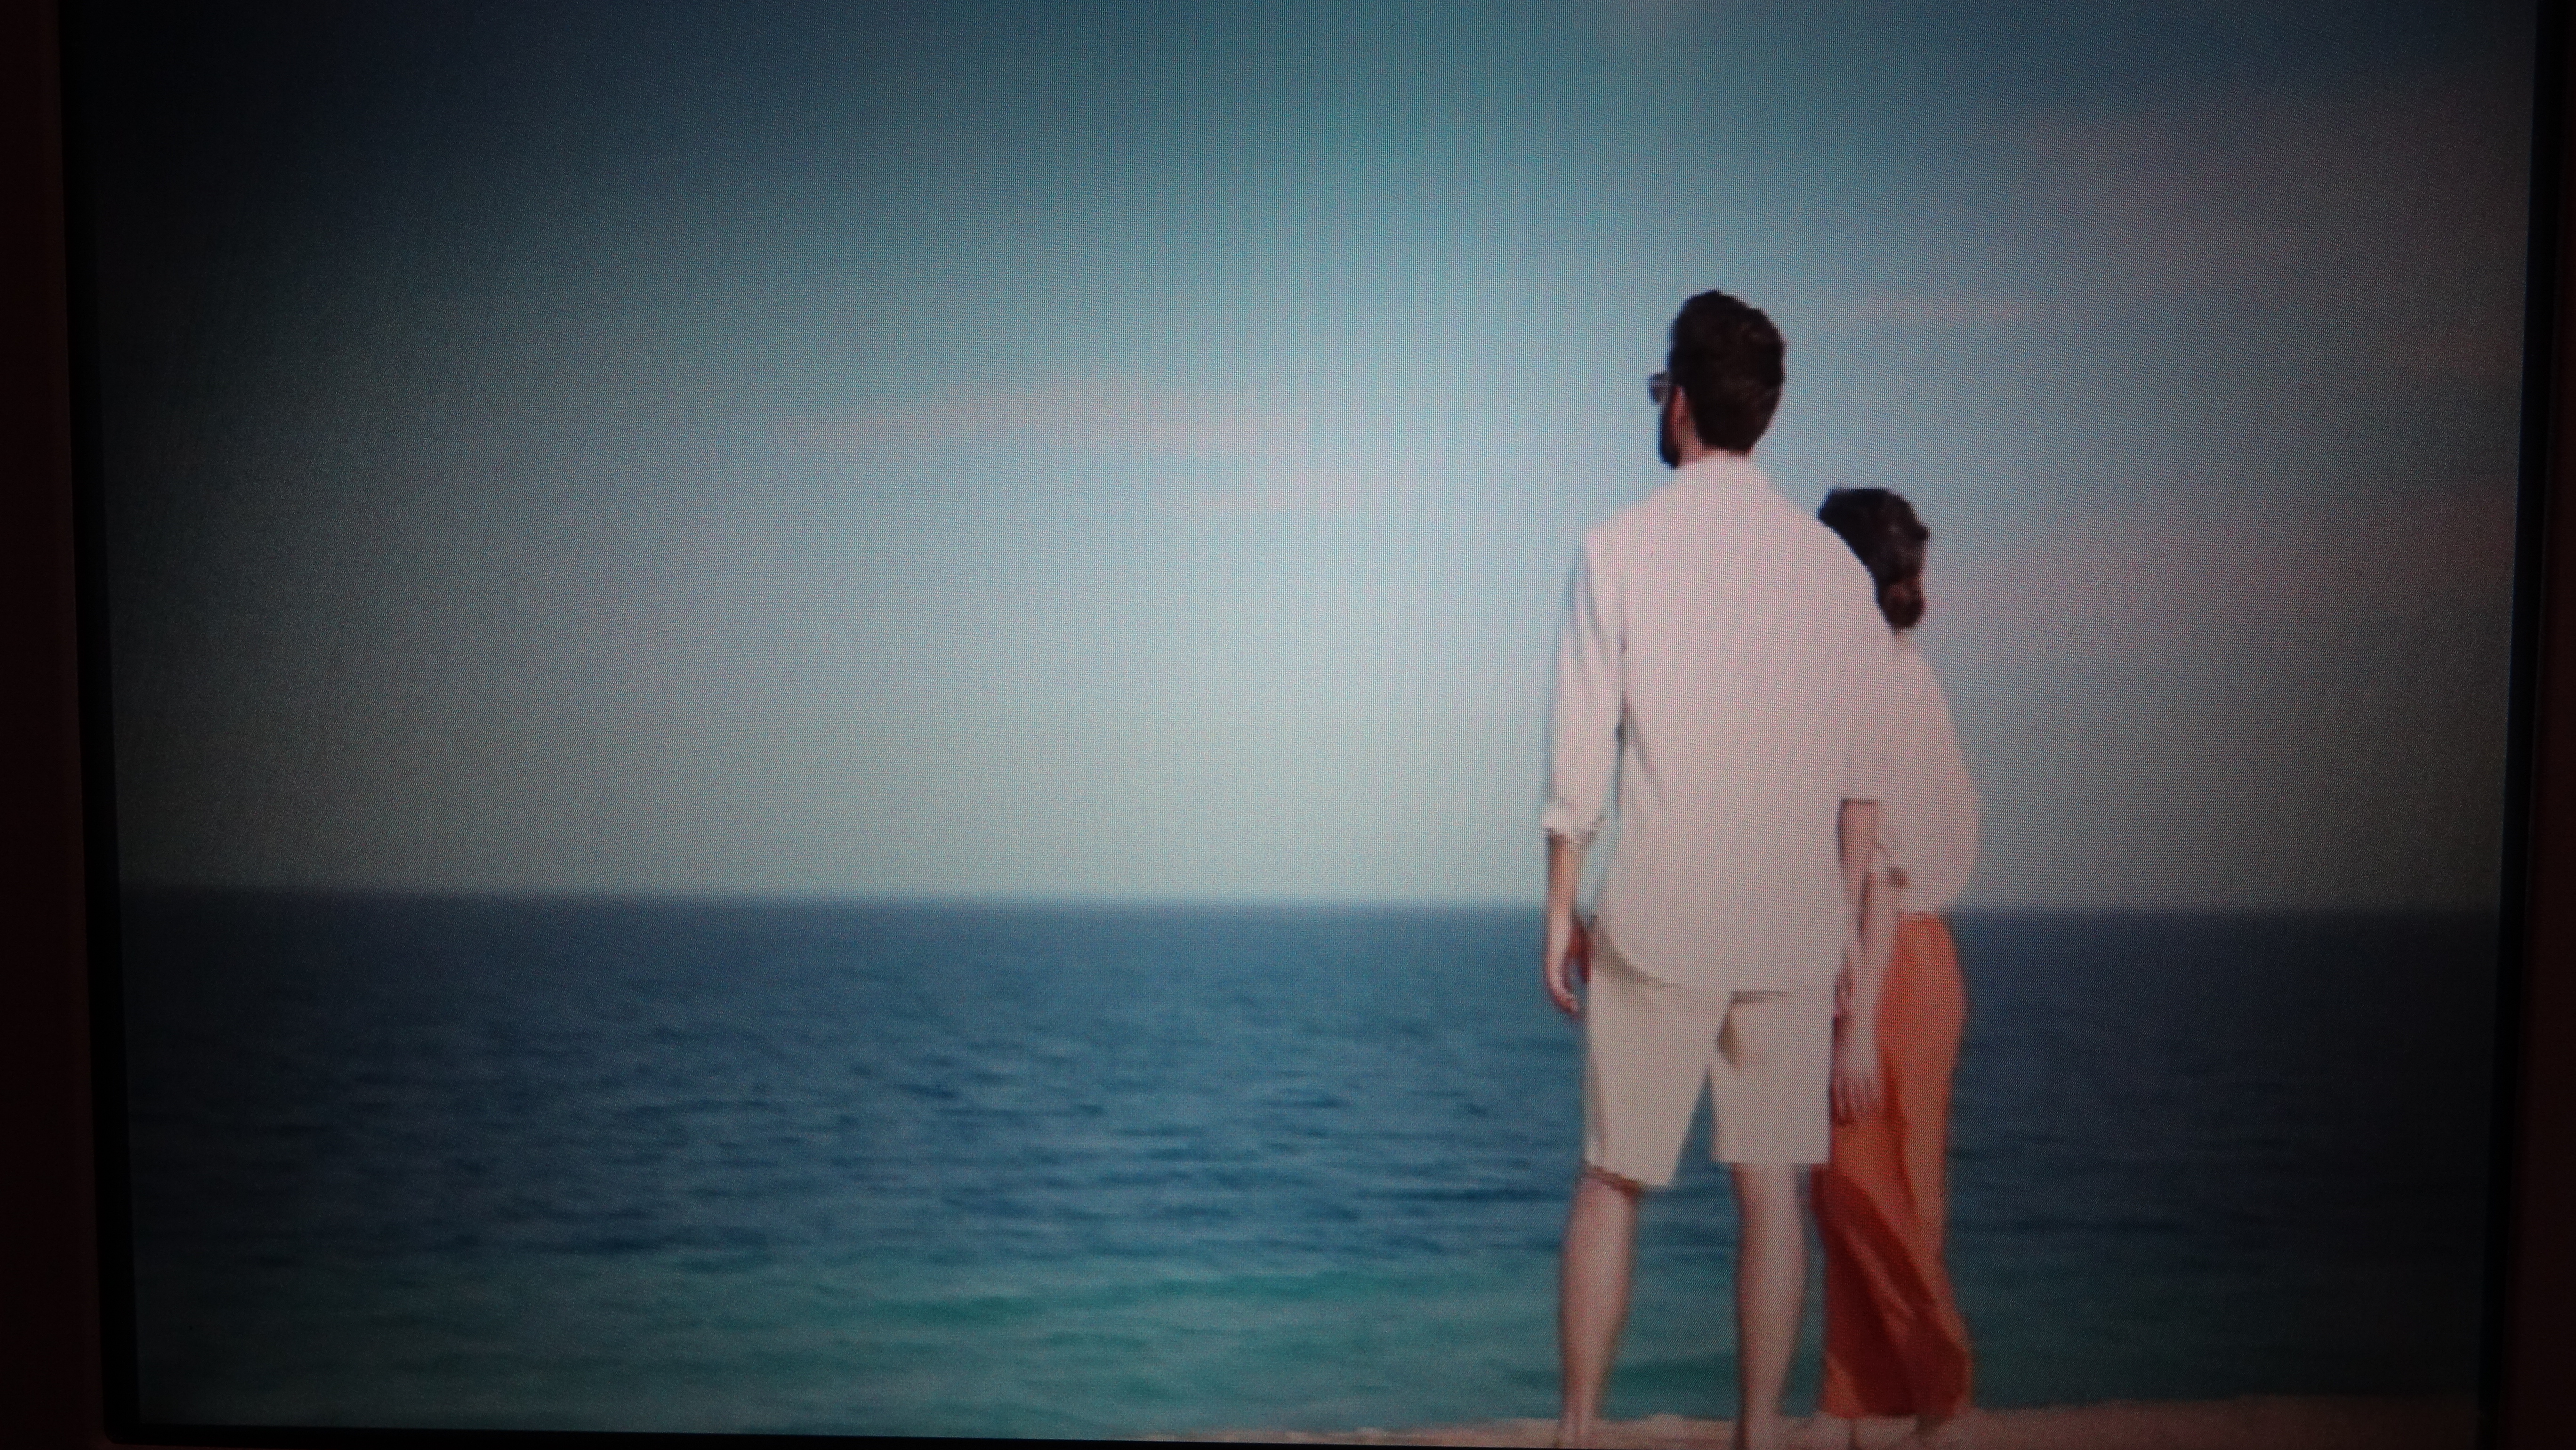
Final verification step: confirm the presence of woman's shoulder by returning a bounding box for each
[1885,635,1965,733]
[1888,632,1945,689]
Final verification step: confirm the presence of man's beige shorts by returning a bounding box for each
[1582,933,1834,1184]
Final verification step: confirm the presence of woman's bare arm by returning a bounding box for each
[1834,800,1900,1122]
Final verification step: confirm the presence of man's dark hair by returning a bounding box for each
[1667,290,1785,452]
[1817,487,1931,630]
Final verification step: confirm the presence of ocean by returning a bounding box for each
[113,893,2500,1438]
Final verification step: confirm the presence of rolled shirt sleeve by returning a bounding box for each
[1543,535,1622,845]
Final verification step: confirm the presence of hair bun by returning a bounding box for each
[1881,577,1926,631]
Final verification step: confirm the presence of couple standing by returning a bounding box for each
[1542,291,1980,1450]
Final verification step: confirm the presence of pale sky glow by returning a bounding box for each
[90,0,2535,909]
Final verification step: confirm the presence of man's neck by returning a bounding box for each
[1674,441,1750,469]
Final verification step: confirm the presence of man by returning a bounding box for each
[1543,291,1896,1450]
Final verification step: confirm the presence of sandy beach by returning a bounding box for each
[1165,1395,2476,1449]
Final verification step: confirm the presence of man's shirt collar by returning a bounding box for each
[1672,451,1772,494]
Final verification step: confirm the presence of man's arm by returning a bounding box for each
[1543,832,1591,1018]
[1833,799,1897,1121]
[1541,537,1618,1018]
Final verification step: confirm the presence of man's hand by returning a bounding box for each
[1545,913,1592,1019]
[1831,1019,1882,1123]
[1543,832,1592,1018]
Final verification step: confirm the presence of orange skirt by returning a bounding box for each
[1816,913,1972,1420]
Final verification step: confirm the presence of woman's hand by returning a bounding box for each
[1831,1018,1882,1123]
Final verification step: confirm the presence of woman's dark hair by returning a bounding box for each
[1817,487,1930,630]
[1667,291,1784,453]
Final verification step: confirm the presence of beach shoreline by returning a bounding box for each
[1161,1394,2476,1448]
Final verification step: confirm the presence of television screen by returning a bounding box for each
[65,2,2546,1444]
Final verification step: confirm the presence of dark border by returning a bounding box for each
[0,0,102,1445]
[2495,3,2576,1446]
[56,0,138,1436]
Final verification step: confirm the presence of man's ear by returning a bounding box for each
[1669,386,1695,443]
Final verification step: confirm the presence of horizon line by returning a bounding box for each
[113,881,2506,917]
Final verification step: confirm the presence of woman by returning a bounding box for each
[1812,488,1981,1450]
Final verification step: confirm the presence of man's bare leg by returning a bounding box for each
[1557,1166,1643,1449]
[1731,1163,1807,1450]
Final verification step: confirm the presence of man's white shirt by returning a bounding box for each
[1544,451,1901,997]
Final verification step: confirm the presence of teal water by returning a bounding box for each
[116,896,2498,1437]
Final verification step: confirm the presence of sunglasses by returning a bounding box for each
[1648,371,1674,407]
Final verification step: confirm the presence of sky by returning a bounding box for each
[86,0,2538,909]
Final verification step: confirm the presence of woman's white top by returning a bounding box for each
[1879,634,1980,914]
